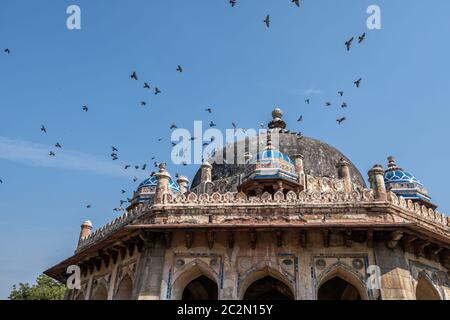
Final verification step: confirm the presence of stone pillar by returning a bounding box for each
[78,220,92,247]
[176,175,189,194]
[337,158,352,194]
[134,234,166,300]
[292,154,305,187]
[368,164,387,201]
[200,161,212,183]
[154,163,171,204]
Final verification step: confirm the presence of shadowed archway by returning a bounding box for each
[91,285,108,300]
[416,274,441,300]
[243,276,294,300]
[114,275,133,300]
[182,275,218,300]
[318,276,361,300]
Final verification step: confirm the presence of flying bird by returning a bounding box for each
[341,102,348,108]
[176,65,183,72]
[154,87,161,95]
[297,115,303,122]
[133,176,138,182]
[336,117,346,124]
[305,99,310,104]
[338,91,344,97]
[354,78,362,88]
[112,146,118,152]
[4,48,10,54]
[41,125,47,133]
[358,32,366,43]
[264,15,270,28]
[231,122,237,129]
[230,0,237,7]
[345,37,354,51]
[0,179,3,184]
[158,137,163,142]
[143,82,150,89]
[142,164,147,170]
[210,121,217,127]
[124,165,131,169]
[49,151,55,156]
[55,143,62,148]
[170,123,177,129]
[292,0,300,7]
[121,189,126,194]
[140,101,147,106]
[130,71,138,80]
[134,165,139,170]
[205,107,212,113]
[325,102,332,107]
[82,105,89,112]
[86,205,91,209]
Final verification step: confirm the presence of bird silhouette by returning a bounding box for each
[121,189,126,194]
[345,37,354,51]
[205,107,212,113]
[140,101,147,106]
[134,165,139,170]
[341,102,348,108]
[55,143,62,148]
[292,0,300,7]
[210,121,217,127]
[170,123,177,129]
[230,0,237,7]
[124,165,131,169]
[297,115,303,122]
[305,99,310,104]
[354,78,362,88]
[264,15,270,28]
[143,82,151,89]
[325,102,332,107]
[176,65,183,72]
[41,125,47,133]
[338,91,344,97]
[112,146,118,152]
[82,105,89,112]
[231,122,237,129]
[142,164,147,170]
[4,48,10,54]
[337,117,346,124]
[130,71,138,80]
[358,32,366,43]
[133,176,138,182]
[158,137,163,142]
[155,87,161,95]
[0,179,3,184]
[49,151,55,156]
[86,204,91,209]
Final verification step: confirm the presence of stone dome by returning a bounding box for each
[191,133,366,189]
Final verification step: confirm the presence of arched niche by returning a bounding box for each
[171,260,219,300]
[239,266,295,300]
[416,273,442,300]
[317,264,368,300]
[114,275,133,300]
[91,284,108,300]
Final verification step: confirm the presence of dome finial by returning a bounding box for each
[387,156,399,170]
[268,107,286,130]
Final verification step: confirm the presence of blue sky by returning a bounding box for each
[1,0,450,298]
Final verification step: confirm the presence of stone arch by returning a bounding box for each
[91,283,108,300]
[171,260,219,300]
[239,265,295,300]
[114,274,133,300]
[316,263,369,300]
[415,272,442,300]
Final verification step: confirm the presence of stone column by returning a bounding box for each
[78,220,92,247]
[154,163,171,204]
[176,175,189,194]
[337,158,352,194]
[292,154,305,187]
[368,164,387,201]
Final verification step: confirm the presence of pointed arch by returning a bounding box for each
[239,265,295,300]
[91,283,108,300]
[416,272,442,300]
[316,262,369,300]
[114,274,133,300]
[171,259,219,300]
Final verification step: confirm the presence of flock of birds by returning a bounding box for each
[1,1,370,214]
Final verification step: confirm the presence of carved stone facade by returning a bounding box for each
[47,109,450,300]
